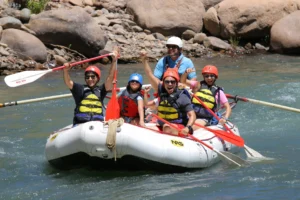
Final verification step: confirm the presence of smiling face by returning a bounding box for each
[166,45,180,60]
[163,77,177,94]
[203,73,216,86]
[129,80,141,92]
[85,72,99,88]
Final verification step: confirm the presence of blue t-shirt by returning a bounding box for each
[154,54,197,80]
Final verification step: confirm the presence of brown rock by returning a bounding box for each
[127,0,205,36]
[0,29,47,62]
[270,10,300,54]
[205,0,300,39]
[27,7,107,57]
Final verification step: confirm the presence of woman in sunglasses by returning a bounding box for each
[181,65,231,127]
[118,73,147,127]
[140,51,196,136]
[63,47,119,125]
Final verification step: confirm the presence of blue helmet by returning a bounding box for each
[128,73,143,85]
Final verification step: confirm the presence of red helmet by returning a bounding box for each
[202,65,218,78]
[163,68,180,82]
[85,65,101,78]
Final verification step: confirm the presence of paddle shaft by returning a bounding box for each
[0,84,151,108]
[226,94,300,113]
[58,53,113,71]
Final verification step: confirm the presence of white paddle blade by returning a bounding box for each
[4,69,52,87]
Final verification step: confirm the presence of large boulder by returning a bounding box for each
[0,28,47,62]
[204,0,300,39]
[270,10,300,54]
[27,7,107,57]
[127,0,205,36]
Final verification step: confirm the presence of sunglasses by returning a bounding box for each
[85,75,96,80]
[164,80,176,85]
[166,45,178,49]
[204,74,216,79]
[130,80,139,84]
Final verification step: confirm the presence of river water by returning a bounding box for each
[0,54,300,200]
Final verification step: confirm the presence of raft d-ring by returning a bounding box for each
[89,125,94,130]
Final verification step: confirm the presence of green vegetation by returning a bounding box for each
[229,36,241,47]
[26,0,48,14]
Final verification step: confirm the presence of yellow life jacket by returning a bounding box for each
[158,99,180,121]
[192,82,221,119]
[79,93,103,114]
[74,86,104,124]
[157,86,190,124]
[192,89,215,109]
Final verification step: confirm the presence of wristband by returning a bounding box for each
[186,125,193,134]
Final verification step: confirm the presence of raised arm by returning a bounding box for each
[143,86,151,106]
[105,47,120,91]
[63,63,74,90]
[140,51,160,92]
[181,68,200,93]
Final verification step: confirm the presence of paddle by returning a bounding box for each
[190,92,265,159]
[4,53,113,87]
[226,94,300,113]
[150,113,248,167]
[105,59,120,121]
[194,122,244,147]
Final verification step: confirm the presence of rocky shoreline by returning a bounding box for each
[1,0,299,76]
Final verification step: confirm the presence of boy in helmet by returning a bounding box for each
[63,47,119,125]
[118,73,147,127]
[181,65,232,127]
[153,36,197,89]
[140,51,196,136]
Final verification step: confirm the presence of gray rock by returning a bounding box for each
[203,36,232,50]
[127,0,205,36]
[0,46,9,56]
[0,29,47,62]
[193,33,207,44]
[20,8,31,23]
[182,30,196,40]
[27,7,107,57]
[0,16,22,29]
[270,10,300,54]
[132,25,143,32]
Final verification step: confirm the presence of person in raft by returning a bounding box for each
[63,47,120,125]
[140,51,196,136]
[153,36,197,85]
[181,65,232,128]
[118,73,149,127]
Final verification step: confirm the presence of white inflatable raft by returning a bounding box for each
[45,121,241,171]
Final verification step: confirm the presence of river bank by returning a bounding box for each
[1,0,298,76]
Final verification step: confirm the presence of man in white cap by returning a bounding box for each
[154,36,197,86]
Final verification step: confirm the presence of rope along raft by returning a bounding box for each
[104,118,124,161]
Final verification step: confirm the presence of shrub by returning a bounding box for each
[26,0,48,14]
[229,36,240,47]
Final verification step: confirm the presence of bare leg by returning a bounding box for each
[163,124,179,135]
[193,119,207,130]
